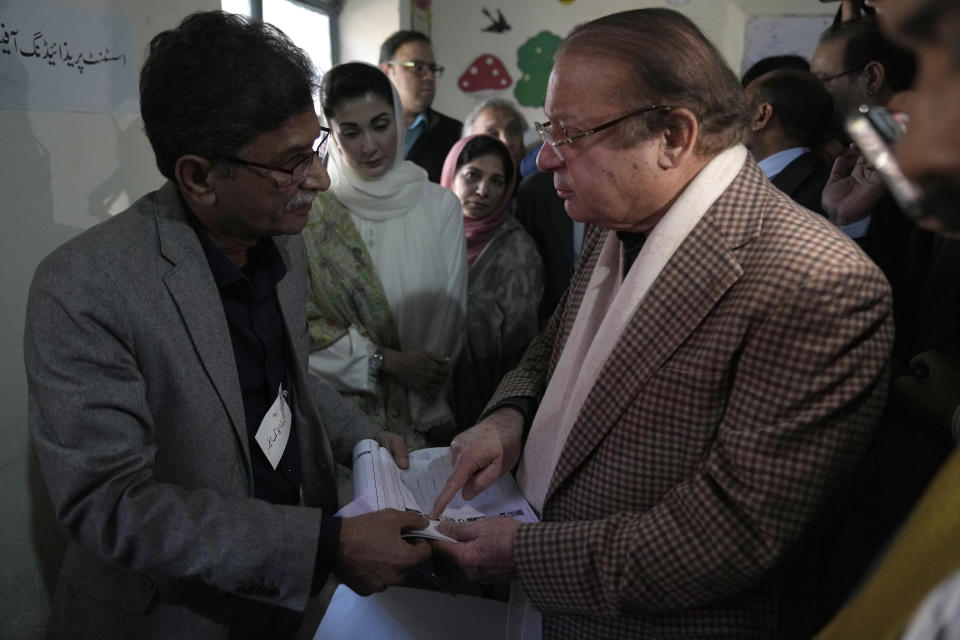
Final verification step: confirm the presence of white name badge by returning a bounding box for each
[255,385,291,470]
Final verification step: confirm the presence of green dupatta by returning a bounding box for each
[303,190,411,430]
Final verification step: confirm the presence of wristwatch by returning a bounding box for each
[369,348,384,376]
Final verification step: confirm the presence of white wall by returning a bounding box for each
[0,1,217,637]
[338,0,403,65]
[425,0,832,133]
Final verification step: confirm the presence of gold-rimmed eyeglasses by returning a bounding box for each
[215,127,330,188]
[534,105,673,148]
[387,59,445,77]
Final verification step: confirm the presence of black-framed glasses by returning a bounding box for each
[215,127,330,188]
[535,105,673,148]
[387,59,445,77]
[815,67,864,84]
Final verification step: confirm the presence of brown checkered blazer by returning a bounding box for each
[493,157,894,638]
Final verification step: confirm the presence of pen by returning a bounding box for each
[415,564,457,597]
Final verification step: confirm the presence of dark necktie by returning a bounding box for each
[617,231,646,279]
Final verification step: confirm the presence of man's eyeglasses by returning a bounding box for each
[215,127,330,188]
[535,105,673,148]
[387,59,445,77]
[815,67,864,84]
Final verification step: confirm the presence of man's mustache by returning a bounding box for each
[285,190,318,210]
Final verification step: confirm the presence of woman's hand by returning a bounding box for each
[381,348,450,394]
[374,430,410,469]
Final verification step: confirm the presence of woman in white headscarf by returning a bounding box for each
[303,62,467,448]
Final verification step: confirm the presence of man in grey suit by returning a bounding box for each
[24,11,429,639]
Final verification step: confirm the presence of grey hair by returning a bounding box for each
[558,8,751,155]
[462,98,529,138]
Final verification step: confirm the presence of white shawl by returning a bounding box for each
[322,64,468,431]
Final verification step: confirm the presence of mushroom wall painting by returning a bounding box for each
[458,54,513,96]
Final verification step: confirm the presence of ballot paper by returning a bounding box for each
[314,584,508,639]
[338,439,538,541]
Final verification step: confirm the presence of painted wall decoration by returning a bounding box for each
[458,54,512,93]
[481,8,510,33]
[513,30,562,108]
[412,0,432,37]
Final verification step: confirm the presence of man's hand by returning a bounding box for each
[382,349,449,394]
[374,430,410,469]
[432,517,523,582]
[822,148,886,226]
[430,407,523,518]
[894,349,960,437]
[334,509,432,596]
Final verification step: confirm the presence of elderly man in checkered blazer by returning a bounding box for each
[430,8,894,639]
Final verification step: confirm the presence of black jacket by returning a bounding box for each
[515,170,573,327]
[407,108,462,183]
[770,151,832,216]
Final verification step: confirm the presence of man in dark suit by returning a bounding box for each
[24,12,429,639]
[515,170,579,326]
[817,17,920,349]
[814,1,960,637]
[430,9,893,638]
[379,31,461,183]
[743,68,834,214]
[811,16,915,141]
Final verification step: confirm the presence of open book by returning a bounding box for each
[338,439,538,541]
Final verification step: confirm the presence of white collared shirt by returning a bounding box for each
[404,111,428,157]
[757,146,810,179]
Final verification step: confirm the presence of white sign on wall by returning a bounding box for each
[742,15,833,74]
[0,0,137,113]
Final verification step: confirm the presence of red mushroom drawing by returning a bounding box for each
[458,54,513,93]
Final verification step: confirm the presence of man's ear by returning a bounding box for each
[174,154,218,208]
[752,102,773,133]
[658,107,699,169]
[863,60,887,97]
[379,62,392,77]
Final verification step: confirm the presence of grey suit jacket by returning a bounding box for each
[24,182,367,638]
[492,157,894,638]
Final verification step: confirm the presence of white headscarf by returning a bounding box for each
[325,63,430,222]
